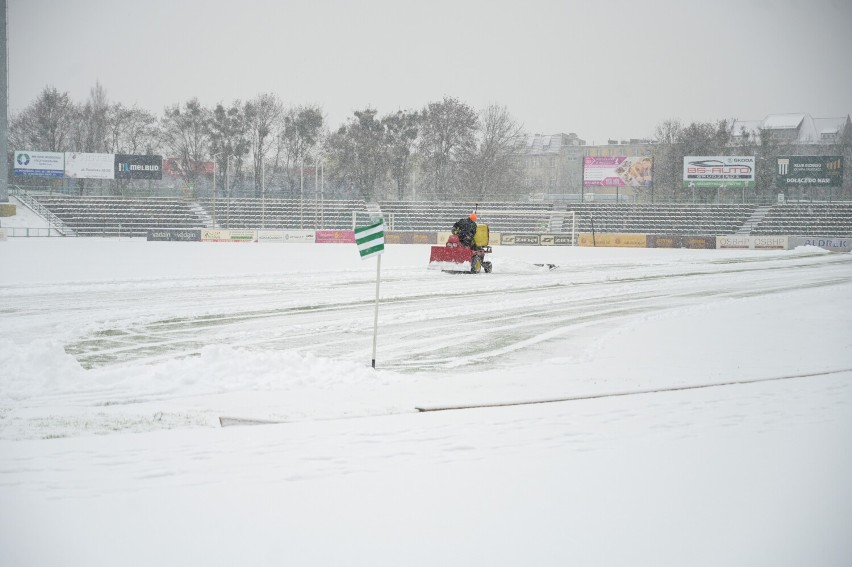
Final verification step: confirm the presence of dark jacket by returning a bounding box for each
[452,217,477,248]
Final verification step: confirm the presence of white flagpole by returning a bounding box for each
[371,254,381,368]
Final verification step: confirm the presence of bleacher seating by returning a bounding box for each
[32,195,205,237]
[23,195,852,238]
[196,198,368,230]
[379,201,555,233]
[751,204,852,237]
[562,204,757,235]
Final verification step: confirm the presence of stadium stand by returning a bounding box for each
[379,201,555,233]
[750,203,852,237]
[562,204,757,235]
[32,196,205,237]
[195,198,368,230]
[21,195,852,238]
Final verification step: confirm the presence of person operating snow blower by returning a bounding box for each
[452,213,479,249]
[429,209,492,273]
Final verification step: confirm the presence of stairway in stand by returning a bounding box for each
[735,205,772,235]
[189,202,214,228]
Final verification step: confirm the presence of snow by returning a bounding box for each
[1,238,851,566]
[762,113,806,130]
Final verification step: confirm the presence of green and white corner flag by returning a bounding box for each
[354,218,385,260]
[355,218,385,368]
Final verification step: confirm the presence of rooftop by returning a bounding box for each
[729,113,850,144]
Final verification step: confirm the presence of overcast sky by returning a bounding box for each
[8,0,852,144]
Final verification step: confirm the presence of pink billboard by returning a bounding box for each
[583,156,653,187]
[315,230,355,243]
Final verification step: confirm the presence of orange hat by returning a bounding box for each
[469,213,478,221]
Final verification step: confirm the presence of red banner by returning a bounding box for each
[315,230,355,243]
[163,158,214,176]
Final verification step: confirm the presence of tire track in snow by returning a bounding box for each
[61,253,850,371]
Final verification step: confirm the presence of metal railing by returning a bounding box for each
[1,226,71,237]
[11,187,75,236]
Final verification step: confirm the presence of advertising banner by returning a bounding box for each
[257,230,285,242]
[385,231,437,245]
[500,234,541,246]
[257,230,316,243]
[647,234,683,248]
[200,229,257,243]
[683,156,755,188]
[752,236,788,250]
[65,152,115,179]
[684,236,717,249]
[716,235,751,249]
[146,229,201,242]
[716,235,789,250]
[115,154,163,180]
[539,234,575,246]
[14,151,65,177]
[315,230,355,243]
[147,230,172,242]
[578,233,647,247]
[228,230,257,242]
[583,156,653,187]
[202,229,229,242]
[776,156,843,187]
[789,237,851,252]
[646,235,716,249]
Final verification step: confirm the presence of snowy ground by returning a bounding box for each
[1,238,851,566]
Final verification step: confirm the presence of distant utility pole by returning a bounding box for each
[0,0,8,202]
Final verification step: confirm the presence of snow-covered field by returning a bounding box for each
[1,237,851,566]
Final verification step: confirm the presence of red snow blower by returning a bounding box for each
[428,225,493,274]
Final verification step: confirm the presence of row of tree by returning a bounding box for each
[12,83,850,202]
[10,83,524,201]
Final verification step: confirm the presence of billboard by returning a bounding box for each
[13,151,64,177]
[65,152,115,179]
[146,229,201,242]
[578,233,647,247]
[315,230,355,243]
[646,235,717,249]
[201,229,257,243]
[583,156,653,187]
[384,231,437,244]
[789,237,852,253]
[115,154,163,180]
[257,230,316,243]
[683,156,755,188]
[776,156,843,187]
[716,235,789,250]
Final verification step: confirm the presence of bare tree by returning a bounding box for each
[9,85,75,152]
[650,119,684,202]
[382,110,419,200]
[106,104,158,155]
[209,101,250,197]
[418,96,479,199]
[279,105,324,196]
[72,81,110,153]
[462,105,524,200]
[326,108,388,201]
[245,93,283,198]
[160,98,212,192]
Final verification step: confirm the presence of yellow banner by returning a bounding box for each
[578,233,647,248]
